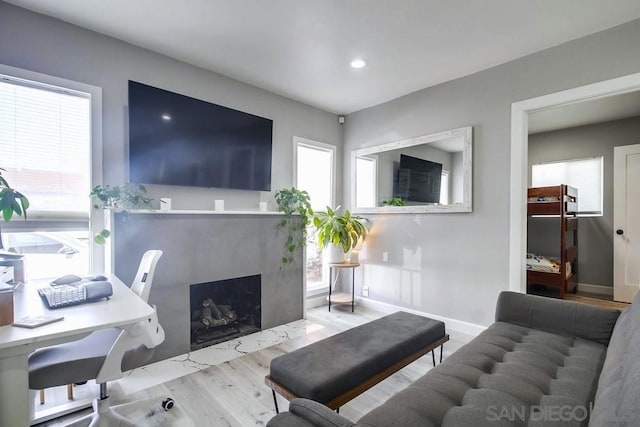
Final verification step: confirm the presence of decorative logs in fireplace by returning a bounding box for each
[191,298,242,347]
[200,298,237,327]
[189,275,262,350]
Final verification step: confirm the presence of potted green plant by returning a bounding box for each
[275,187,313,266]
[0,168,29,222]
[313,206,368,263]
[90,184,153,244]
[0,167,29,281]
[382,197,406,206]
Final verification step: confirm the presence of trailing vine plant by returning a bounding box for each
[275,187,313,266]
[90,184,153,244]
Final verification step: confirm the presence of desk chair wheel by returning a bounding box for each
[162,397,175,411]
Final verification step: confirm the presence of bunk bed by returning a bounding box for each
[527,184,578,298]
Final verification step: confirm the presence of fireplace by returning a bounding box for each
[190,275,261,351]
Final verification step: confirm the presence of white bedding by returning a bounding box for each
[526,253,572,277]
[528,196,560,203]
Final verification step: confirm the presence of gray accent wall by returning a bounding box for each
[528,116,640,288]
[345,19,640,326]
[0,2,343,211]
[112,212,304,362]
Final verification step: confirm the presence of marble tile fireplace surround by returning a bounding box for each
[109,210,304,363]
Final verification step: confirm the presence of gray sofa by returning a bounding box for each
[267,291,639,426]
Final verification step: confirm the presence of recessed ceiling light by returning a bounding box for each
[350,59,366,69]
[161,114,172,121]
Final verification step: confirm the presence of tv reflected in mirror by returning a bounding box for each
[394,154,443,203]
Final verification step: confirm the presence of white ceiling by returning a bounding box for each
[529,90,640,134]
[8,0,640,114]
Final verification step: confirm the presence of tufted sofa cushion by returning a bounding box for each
[589,291,640,426]
[357,321,606,427]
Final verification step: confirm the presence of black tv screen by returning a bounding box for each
[394,154,442,203]
[128,81,273,191]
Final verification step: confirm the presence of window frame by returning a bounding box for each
[0,64,103,273]
[293,136,336,295]
[531,156,604,217]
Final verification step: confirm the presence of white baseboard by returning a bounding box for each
[305,294,327,311]
[578,283,613,297]
[356,297,486,338]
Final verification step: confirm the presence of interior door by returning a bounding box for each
[614,144,640,302]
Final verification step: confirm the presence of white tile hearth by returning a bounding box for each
[115,319,324,396]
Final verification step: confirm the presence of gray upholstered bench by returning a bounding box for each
[265,311,449,412]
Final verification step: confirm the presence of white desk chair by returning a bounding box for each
[29,250,166,426]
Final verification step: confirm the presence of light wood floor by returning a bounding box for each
[39,305,473,426]
[527,285,629,311]
[565,294,630,310]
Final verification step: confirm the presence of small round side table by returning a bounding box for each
[327,262,360,312]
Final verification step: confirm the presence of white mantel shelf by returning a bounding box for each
[122,209,285,216]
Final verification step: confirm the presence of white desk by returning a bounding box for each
[0,275,154,427]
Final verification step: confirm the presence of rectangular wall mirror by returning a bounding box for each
[351,126,472,213]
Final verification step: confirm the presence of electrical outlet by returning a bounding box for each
[362,287,369,297]
[382,252,388,262]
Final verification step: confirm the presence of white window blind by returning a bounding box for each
[0,78,91,219]
[531,157,603,215]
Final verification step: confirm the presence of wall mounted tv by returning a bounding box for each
[128,81,273,191]
[394,154,442,203]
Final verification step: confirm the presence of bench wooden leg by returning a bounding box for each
[440,343,444,363]
[272,389,279,414]
[336,407,340,414]
[431,350,435,367]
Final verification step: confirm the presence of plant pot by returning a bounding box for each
[327,244,350,264]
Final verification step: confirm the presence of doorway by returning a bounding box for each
[509,72,640,299]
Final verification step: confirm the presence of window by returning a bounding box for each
[440,170,449,205]
[294,137,335,292]
[355,156,377,208]
[0,72,92,279]
[531,157,603,215]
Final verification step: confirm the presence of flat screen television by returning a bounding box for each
[394,154,442,203]
[128,81,273,191]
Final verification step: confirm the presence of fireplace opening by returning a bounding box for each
[190,274,261,351]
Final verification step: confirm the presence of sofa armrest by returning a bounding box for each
[287,399,357,427]
[495,291,621,345]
